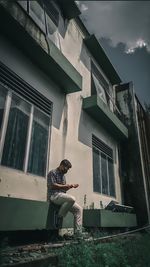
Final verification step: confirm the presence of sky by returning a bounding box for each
[76,1,150,107]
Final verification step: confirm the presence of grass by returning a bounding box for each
[56,233,150,267]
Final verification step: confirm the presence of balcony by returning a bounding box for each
[0,2,82,94]
[83,95,128,140]
[84,35,121,86]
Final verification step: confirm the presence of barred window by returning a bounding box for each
[92,135,116,197]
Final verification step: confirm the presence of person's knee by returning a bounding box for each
[68,195,75,205]
[78,206,82,215]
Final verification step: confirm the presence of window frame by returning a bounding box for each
[91,61,110,105]
[92,135,116,198]
[0,82,52,178]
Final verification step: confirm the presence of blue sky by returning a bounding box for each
[77,1,150,106]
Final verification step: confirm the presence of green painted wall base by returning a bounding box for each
[0,196,73,231]
[83,209,137,228]
[0,197,137,231]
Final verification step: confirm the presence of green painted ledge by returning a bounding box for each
[84,35,121,85]
[0,3,82,94]
[83,209,137,228]
[83,95,128,140]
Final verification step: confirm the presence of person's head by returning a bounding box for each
[58,159,72,174]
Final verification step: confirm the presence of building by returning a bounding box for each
[0,0,148,232]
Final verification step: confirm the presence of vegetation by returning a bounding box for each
[57,233,150,267]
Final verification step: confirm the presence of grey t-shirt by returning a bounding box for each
[47,168,66,200]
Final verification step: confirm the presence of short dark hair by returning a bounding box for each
[60,159,72,168]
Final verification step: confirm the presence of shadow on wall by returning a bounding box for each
[52,92,66,130]
[78,110,92,148]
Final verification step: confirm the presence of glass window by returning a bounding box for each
[29,0,46,32]
[92,73,107,104]
[108,158,116,197]
[28,108,50,177]
[0,85,7,134]
[92,137,115,197]
[93,147,101,193]
[101,153,109,195]
[1,94,30,170]
[44,0,59,26]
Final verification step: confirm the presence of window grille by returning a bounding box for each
[92,134,113,158]
[0,61,52,116]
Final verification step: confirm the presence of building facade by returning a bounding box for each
[0,0,148,230]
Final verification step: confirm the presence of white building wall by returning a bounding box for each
[0,6,122,208]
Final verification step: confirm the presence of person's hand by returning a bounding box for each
[72,184,79,188]
[65,184,74,191]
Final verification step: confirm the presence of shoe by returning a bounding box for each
[73,231,90,240]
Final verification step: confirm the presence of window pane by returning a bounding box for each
[28,108,49,177]
[93,147,101,193]
[44,0,59,27]
[0,86,7,134]
[101,153,109,195]
[92,73,107,104]
[17,1,27,11]
[29,0,46,32]
[2,94,30,170]
[108,158,116,197]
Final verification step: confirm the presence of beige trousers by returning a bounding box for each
[50,192,82,234]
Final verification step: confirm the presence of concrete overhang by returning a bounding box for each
[57,0,81,19]
[84,35,122,85]
[0,3,82,94]
[83,95,128,141]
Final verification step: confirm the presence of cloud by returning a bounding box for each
[77,1,150,54]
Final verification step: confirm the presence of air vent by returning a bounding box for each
[92,134,113,158]
[0,61,52,116]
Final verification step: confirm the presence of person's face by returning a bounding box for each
[60,164,70,174]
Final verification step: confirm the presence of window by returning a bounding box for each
[17,0,59,35]
[1,94,30,170]
[91,61,109,104]
[92,135,116,197]
[29,0,46,32]
[0,62,52,177]
[27,108,50,176]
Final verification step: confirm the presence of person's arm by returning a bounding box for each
[50,183,73,191]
